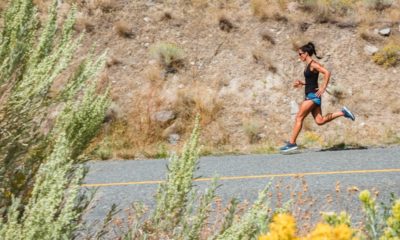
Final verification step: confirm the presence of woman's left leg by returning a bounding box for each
[289,100,316,144]
[311,106,344,125]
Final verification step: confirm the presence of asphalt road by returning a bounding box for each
[83,146,400,226]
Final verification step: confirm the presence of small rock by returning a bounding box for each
[153,111,175,123]
[144,17,151,22]
[378,28,391,36]
[364,45,379,55]
[145,0,156,7]
[258,133,266,139]
[168,134,180,145]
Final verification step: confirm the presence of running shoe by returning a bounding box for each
[342,106,355,121]
[280,142,298,152]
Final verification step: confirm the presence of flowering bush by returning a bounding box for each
[381,200,400,239]
[258,213,357,240]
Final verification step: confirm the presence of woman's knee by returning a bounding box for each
[296,114,305,122]
[315,118,325,125]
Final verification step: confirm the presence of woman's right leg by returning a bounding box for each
[289,100,315,144]
[311,106,344,126]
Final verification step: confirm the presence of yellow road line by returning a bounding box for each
[81,168,400,188]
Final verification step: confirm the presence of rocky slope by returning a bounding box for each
[21,0,400,158]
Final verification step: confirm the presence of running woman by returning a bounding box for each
[280,42,355,153]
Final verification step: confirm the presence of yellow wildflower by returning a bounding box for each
[359,190,371,204]
[259,235,269,240]
[258,213,298,240]
[392,200,400,220]
[332,224,354,240]
[307,223,333,240]
[305,223,356,240]
[382,200,400,239]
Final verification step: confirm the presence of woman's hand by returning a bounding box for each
[293,80,304,88]
[316,87,326,97]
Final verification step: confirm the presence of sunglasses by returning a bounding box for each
[298,52,306,56]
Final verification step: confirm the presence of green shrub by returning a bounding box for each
[363,0,394,11]
[150,42,185,73]
[243,121,262,144]
[298,0,358,21]
[373,43,400,68]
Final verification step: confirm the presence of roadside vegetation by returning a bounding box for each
[89,118,400,239]
[0,0,108,238]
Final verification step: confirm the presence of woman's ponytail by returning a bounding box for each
[300,42,322,59]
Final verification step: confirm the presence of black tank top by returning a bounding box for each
[304,61,319,95]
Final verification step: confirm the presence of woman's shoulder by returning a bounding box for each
[310,60,323,70]
[310,59,321,67]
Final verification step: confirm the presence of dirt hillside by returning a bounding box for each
[30,0,400,158]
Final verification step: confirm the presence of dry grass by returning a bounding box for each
[74,16,95,33]
[150,42,185,73]
[242,119,263,144]
[94,0,117,13]
[89,75,168,159]
[251,0,287,22]
[0,1,8,12]
[326,84,346,103]
[32,0,48,11]
[90,74,224,159]
[295,0,359,24]
[260,31,276,45]
[290,35,310,51]
[218,16,235,32]
[387,7,400,23]
[301,0,333,23]
[191,0,209,8]
[106,56,123,68]
[252,49,277,73]
[302,131,324,147]
[358,25,383,43]
[252,142,277,154]
[174,87,223,126]
[144,66,164,83]
[159,11,173,21]
[114,20,134,38]
[363,0,394,11]
[251,0,269,20]
[355,6,380,26]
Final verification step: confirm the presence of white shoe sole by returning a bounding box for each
[280,146,298,153]
[343,106,355,121]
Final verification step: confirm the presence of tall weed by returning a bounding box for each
[0,0,109,238]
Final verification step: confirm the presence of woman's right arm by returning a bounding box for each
[293,80,305,88]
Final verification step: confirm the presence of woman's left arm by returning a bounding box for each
[312,62,331,97]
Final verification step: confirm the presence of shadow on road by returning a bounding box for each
[319,143,368,152]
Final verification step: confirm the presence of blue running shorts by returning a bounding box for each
[305,92,321,106]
